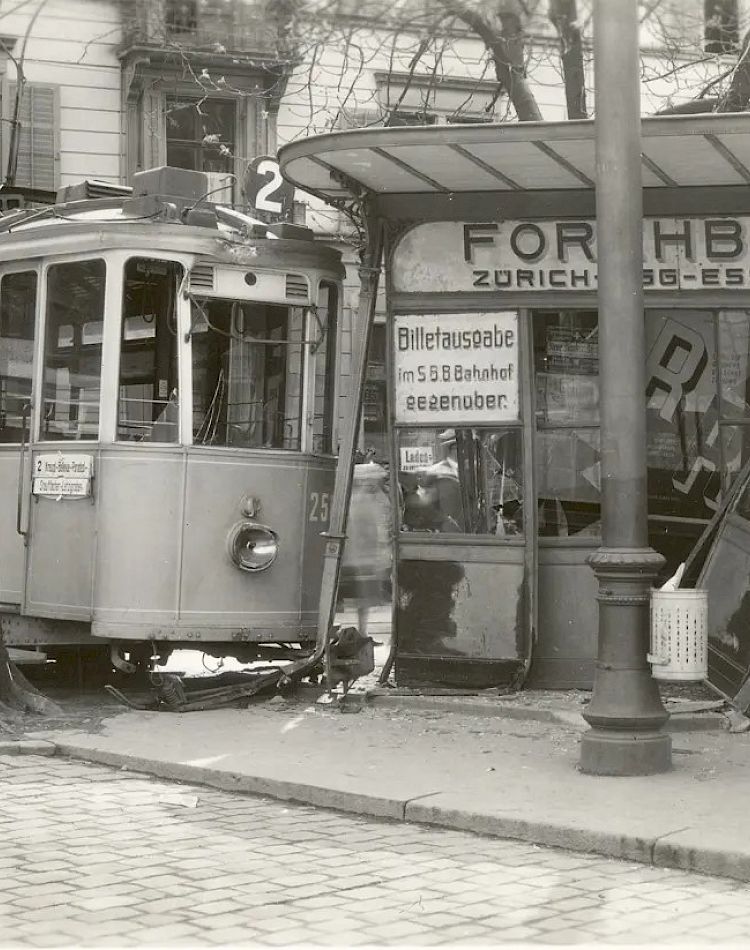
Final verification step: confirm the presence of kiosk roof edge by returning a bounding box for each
[278,113,750,209]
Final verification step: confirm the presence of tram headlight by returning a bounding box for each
[227,522,279,573]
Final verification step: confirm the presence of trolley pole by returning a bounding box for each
[579,0,672,775]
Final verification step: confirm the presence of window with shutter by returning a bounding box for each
[1,82,59,190]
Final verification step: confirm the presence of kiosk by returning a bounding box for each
[280,114,750,690]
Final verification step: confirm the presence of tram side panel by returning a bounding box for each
[19,446,334,644]
[300,460,336,624]
[24,448,98,620]
[0,448,25,605]
[179,452,311,639]
[90,449,185,636]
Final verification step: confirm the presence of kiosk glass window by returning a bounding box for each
[645,309,720,525]
[41,260,105,441]
[118,259,183,443]
[719,310,750,423]
[363,324,387,462]
[191,298,304,449]
[533,311,601,538]
[398,426,524,536]
[534,311,599,425]
[715,310,750,482]
[0,271,36,443]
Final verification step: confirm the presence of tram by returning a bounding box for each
[0,166,343,673]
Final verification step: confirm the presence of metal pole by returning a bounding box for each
[282,212,384,691]
[579,0,671,775]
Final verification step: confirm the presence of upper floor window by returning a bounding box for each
[1,81,59,191]
[705,0,739,52]
[336,72,505,130]
[166,97,235,203]
[166,0,198,35]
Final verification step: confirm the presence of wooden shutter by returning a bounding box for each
[2,81,59,190]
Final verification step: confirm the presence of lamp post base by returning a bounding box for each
[579,547,672,777]
[580,729,672,776]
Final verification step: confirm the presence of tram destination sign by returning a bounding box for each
[32,453,93,499]
[394,312,519,425]
[391,218,750,293]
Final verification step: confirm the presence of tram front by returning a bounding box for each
[0,167,344,668]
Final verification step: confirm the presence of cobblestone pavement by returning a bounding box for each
[3,755,750,947]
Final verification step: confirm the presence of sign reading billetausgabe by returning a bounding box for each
[394,312,519,424]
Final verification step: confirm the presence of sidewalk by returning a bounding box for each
[8,645,750,887]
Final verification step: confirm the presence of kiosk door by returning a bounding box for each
[392,311,535,689]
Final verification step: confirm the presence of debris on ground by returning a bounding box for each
[158,792,199,808]
[725,708,750,733]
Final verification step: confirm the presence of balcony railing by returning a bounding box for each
[124,0,284,57]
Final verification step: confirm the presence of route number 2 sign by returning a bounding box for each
[243,156,295,220]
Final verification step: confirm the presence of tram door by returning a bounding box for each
[0,270,38,607]
[392,311,536,689]
[22,260,106,619]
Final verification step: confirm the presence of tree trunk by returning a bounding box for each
[442,1,544,122]
[718,29,750,112]
[0,638,62,717]
[549,0,588,119]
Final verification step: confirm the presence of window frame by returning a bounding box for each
[0,267,39,444]
[37,257,108,443]
[164,95,237,202]
[124,68,270,203]
[1,79,60,192]
[116,256,186,445]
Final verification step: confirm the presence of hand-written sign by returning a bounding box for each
[32,453,93,499]
[391,218,750,293]
[394,312,519,424]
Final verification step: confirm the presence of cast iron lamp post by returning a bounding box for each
[579,0,672,775]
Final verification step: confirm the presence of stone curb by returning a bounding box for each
[345,691,727,732]
[0,739,56,756]
[51,740,750,885]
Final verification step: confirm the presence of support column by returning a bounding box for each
[579,0,671,776]
[282,211,383,688]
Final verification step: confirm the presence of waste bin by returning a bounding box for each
[648,589,708,681]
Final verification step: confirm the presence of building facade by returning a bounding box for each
[1,0,746,448]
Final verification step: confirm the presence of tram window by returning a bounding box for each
[117,258,183,443]
[398,427,523,536]
[42,260,105,441]
[191,298,303,449]
[313,282,338,454]
[0,271,36,443]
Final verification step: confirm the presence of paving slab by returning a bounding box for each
[27,694,750,885]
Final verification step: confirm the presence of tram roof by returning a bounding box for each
[277,112,750,219]
[0,200,276,240]
[0,165,318,248]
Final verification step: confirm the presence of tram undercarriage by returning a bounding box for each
[0,611,322,674]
